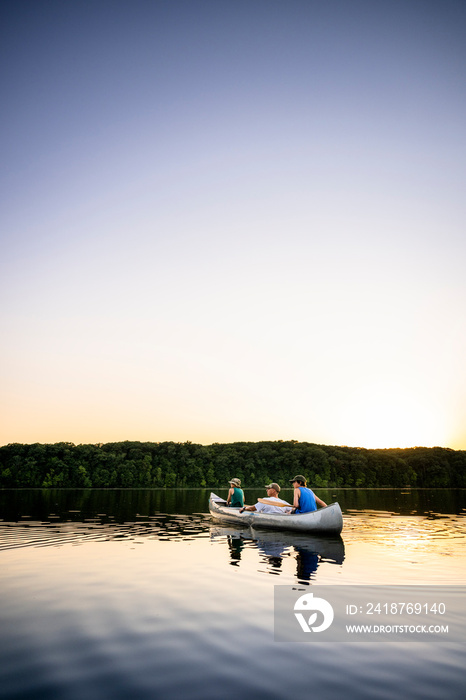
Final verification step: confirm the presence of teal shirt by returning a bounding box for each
[230,487,244,507]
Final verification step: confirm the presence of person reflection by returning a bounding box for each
[265,556,283,572]
[294,546,319,581]
[255,538,287,574]
[227,535,244,565]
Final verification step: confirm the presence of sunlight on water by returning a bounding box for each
[0,489,465,700]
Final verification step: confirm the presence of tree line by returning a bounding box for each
[0,440,465,489]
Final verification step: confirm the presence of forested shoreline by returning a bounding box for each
[0,440,465,489]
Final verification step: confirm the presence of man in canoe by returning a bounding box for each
[239,483,292,514]
[226,478,244,507]
[290,475,327,513]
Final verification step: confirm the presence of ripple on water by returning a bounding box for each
[0,514,215,551]
[0,493,465,699]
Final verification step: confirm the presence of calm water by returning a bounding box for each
[0,488,465,700]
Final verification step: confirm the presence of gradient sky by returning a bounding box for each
[1,0,465,449]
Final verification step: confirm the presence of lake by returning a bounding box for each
[0,488,465,700]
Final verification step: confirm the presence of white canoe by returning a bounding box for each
[209,493,343,535]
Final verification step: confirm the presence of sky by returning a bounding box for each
[1,0,465,450]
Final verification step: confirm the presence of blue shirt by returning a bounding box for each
[295,487,317,514]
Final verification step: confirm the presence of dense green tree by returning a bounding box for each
[0,440,464,489]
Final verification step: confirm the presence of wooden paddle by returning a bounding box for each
[257,498,293,508]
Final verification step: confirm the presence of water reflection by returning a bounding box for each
[343,511,466,546]
[0,497,348,582]
[0,513,213,551]
[1,489,465,584]
[210,525,345,582]
[226,535,244,564]
[1,487,465,520]
[1,489,465,700]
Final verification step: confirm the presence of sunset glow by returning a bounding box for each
[337,383,449,449]
[1,1,465,450]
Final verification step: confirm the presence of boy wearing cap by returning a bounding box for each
[227,478,244,507]
[240,483,292,514]
[290,475,327,514]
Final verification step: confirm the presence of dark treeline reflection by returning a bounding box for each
[0,488,464,524]
[333,488,466,515]
[1,440,466,489]
[0,489,209,524]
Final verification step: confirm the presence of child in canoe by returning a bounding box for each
[226,478,244,507]
[290,475,327,513]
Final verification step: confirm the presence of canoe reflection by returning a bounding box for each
[211,525,345,580]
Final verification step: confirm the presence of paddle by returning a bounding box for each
[257,498,293,508]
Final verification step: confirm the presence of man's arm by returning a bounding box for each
[239,505,257,512]
[315,495,327,508]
